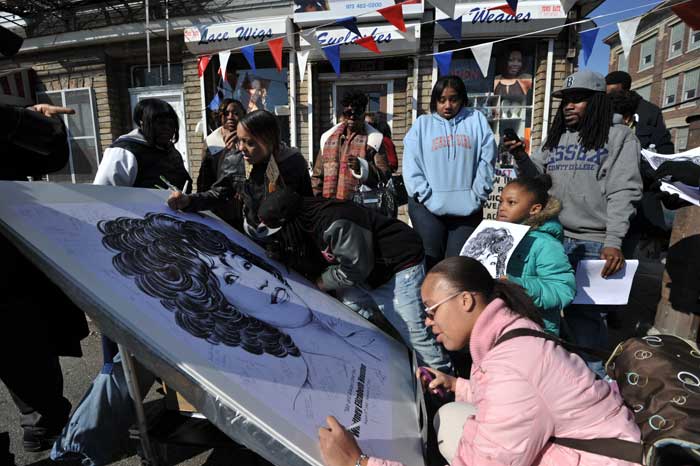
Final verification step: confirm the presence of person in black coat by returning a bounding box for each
[0,103,89,453]
[606,71,671,139]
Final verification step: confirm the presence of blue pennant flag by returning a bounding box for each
[336,16,362,38]
[434,51,453,77]
[323,44,341,76]
[208,90,222,111]
[580,28,599,66]
[507,0,518,12]
[241,44,256,71]
[437,16,463,42]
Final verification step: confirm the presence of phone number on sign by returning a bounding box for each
[346,2,382,9]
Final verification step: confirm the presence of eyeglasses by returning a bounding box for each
[423,291,462,318]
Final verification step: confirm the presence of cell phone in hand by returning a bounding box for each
[418,367,446,398]
[503,128,520,143]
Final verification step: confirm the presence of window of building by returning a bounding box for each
[675,126,689,151]
[683,68,700,101]
[639,36,656,71]
[690,28,700,51]
[131,64,183,87]
[36,88,100,184]
[636,84,652,101]
[664,76,678,106]
[668,23,684,59]
[617,51,628,72]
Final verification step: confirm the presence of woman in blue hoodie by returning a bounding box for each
[403,75,496,269]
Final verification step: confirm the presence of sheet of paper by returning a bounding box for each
[660,181,700,206]
[572,260,639,305]
[459,220,530,278]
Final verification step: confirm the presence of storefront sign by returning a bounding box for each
[294,0,423,26]
[301,21,420,59]
[435,0,566,38]
[184,17,289,55]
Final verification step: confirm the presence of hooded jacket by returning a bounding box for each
[505,198,576,335]
[368,299,640,466]
[515,116,642,248]
[94,128,191,191]
[403,108,496,216]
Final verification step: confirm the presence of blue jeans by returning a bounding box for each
[339,261,452,373]
[562,238,608,378]
[408,198,482,271]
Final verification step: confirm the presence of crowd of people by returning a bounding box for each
[2,65,698,466]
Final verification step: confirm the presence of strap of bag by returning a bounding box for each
[494,328,644,464]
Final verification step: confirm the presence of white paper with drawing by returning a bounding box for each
[572,260,639,305]
[0,182,422,466]
[459,220,530,278]
[642,147,700,206]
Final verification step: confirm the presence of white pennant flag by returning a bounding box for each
[618,16,642,60]
[218,50,231,81]
[399,25,417,43]
[297,49,310,84]
[430,0,458,19]
[559,0,576,13]
[471,42,493,78]
[301,30,323,53]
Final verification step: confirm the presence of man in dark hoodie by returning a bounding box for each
[606,71,670,140]
[506,69,642,376]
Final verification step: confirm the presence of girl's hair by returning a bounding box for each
[608,89,640,119]
[543,92,613,152]
[238,110,281,158]
[217,98,246,121]
[430,75,469,113]
[133,98,179,146]
[430,256,544,327]
[506,174,552,207]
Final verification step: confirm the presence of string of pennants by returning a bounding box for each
[198,0,699,87]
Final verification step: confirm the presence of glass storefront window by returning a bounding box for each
[441,41,535,168]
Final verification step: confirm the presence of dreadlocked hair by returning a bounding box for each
[543,92,613,152]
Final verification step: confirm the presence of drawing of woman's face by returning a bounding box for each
[210,250,312,329]
[475,249,498,275]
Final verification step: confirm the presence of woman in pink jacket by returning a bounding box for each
[319,256,640,466]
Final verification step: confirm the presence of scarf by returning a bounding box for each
[319,122,368,200]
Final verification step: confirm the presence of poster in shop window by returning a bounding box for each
[231,68,289,115]
[0,182,424,466]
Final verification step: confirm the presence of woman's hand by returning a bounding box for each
[503,139,527,158]
[319,416,365,466]
[416,366,457,395]
[224,130,237,151]
[167,190,191,210]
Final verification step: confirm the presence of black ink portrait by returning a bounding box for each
[463,227,515,277]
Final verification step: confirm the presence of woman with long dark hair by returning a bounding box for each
[168,110,311,236]
[318,257,640,466]
[403,75,496,270]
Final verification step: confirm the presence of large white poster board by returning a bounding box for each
[0,182,423,466]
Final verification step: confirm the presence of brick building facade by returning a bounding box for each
[604,1,700,152]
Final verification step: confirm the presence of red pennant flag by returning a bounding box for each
[355,36,380,54]
[488,4,516,16]
[197,55,211,78]
[400,0,421,4]
[267,37,284,72]
[672,0,700,30]
[378,4,406,32]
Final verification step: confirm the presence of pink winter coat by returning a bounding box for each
[369,298,640,466]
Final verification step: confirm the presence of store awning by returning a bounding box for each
[184,16,292,55]
[300,21,420,60]
[0,68,34,107]
[434,0,567,39]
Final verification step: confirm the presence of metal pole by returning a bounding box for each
[145,0,151,73]
[541,39,554,143]
[118,344,158,466]
[165,0,170,81]
[653,206,700,341]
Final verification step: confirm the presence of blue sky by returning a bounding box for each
[583,0,659,74]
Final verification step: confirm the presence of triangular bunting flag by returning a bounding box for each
[355,36,381,54]
[672,0,700,30]
[218,50,231,82]
[488,4,516,17]
[301,29,324,53]
[297,49,310,84]
[267,37,284,72]
[208,91,221,112]
[434,51,453,76]
[579,28,598,66]
[240,45,256,71]
[559,0,576,13]
[197,55,211,78]
[336,16,362,38]
[322,44,341,76]
[617,16,641,60]
[378,4,406,33]
[471,42,493,78]
[437,16,462,42]
[398,25,417,42]
[506,0,518,13]
[429,0,457,19]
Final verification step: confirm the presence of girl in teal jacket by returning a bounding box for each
[496,175,576,334]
